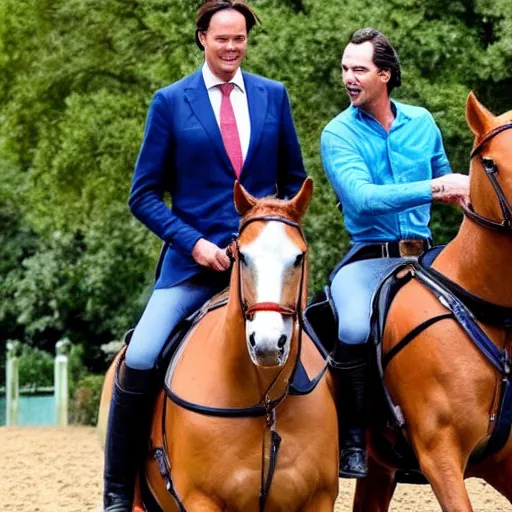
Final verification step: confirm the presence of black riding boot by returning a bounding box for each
[330,342,368,479]
[103,361,155,511]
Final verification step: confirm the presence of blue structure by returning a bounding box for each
[0,392,55,426]
[3,339,69,426]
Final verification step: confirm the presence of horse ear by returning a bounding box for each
[466,91,494,137]
[289,177,313,219]
[234,180,257,215]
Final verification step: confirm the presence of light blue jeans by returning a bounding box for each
[125,279,226,370]
[330,258,403,345]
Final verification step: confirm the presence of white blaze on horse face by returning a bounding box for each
[242,222,302,367]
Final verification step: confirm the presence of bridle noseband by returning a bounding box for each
[229,215,307,321]
[462,122,512,233]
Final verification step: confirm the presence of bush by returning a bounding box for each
[18,345,53,388]
[69,374,105,426]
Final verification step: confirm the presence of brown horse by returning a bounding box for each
[353,93,512,511]
[98,178,339,511]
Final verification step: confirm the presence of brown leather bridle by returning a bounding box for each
[462,122,512,234]
[228,215,307,322]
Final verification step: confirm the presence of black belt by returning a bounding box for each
[365,239,431,258]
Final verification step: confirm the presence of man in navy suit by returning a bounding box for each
[103,1,306,509]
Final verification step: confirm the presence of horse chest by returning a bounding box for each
[205,466,315,511]
[167,418,329,510]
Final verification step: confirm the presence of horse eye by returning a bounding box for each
[482,157,497,174]
[294,253,305,267]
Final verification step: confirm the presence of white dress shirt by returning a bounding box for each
[202,62,251,161]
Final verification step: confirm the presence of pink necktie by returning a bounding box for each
[219,83,243,178]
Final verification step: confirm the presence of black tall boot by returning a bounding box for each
[330,342,368,479]
[103,361,155,511]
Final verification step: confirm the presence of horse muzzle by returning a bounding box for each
[246,314,293,367]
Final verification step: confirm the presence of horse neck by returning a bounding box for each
[437,218,512,306]
[221,263,300,404]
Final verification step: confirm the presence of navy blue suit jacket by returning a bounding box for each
[129,69,306,289]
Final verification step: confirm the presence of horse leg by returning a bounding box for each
[353,457,396,512]
[301,492,337,511]
[415,436,473,511]
[476,448,512,503]
[132,473,144,512]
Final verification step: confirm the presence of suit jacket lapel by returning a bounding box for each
[242,73,267,177]
[184,71,232,171]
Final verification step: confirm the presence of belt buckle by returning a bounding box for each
[398,239,424,258]
[381,242,390,258]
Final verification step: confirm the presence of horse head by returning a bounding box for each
[465,92,512,232]
[231,178,313,368]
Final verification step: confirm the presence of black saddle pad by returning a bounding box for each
[302,287,337,356]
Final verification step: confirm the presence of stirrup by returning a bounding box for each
[104,493,132,512]
[339,447,368,479]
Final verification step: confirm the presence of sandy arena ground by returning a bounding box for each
[0,427,509,512]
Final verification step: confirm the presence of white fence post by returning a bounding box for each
[6,341,22,426]
[54,338,71,427]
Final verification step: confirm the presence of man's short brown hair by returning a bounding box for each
[195,0,260,50]
[349,27,401,93]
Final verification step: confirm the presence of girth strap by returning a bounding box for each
[382,313,454,371]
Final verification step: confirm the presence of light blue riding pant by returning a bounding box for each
[125,279,226,370]
[330,258,403,345]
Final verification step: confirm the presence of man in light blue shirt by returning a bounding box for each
[320,27,469,479]
[323,101,451,243]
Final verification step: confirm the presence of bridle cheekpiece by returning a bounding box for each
[462,122,512,234]
[228,215,307,321]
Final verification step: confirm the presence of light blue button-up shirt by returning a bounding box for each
[321,101,452,243]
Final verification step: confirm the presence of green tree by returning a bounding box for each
[1,0,511,371]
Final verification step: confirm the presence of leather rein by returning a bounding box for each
[462,122,512,233]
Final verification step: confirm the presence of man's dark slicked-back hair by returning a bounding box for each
[195,0,260,50]
[349,27,401,93]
